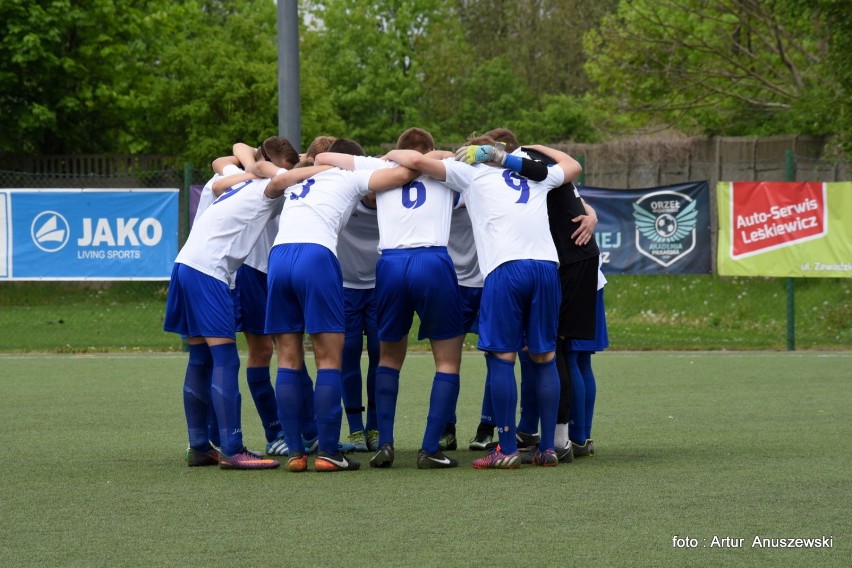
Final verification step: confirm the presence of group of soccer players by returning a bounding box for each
[164,126,606,472]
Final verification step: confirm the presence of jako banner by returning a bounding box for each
[1,189,179,280]
[580,181,712,275]
[717,182,852,278]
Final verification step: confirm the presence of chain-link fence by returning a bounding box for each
[1,137,849,245]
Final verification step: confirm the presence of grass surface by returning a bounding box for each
[1,352,848,567]
[0,275,849,352]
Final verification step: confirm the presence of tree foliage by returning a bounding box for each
[299,0,455,151]
[4,0,848,164]
[0,0,169,154]
[300,0,608,150]
[137,0,282,167]
[584,0,850,146]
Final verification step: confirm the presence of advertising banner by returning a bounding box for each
[189,184,204,226]
[717,182,852,277]
[580,181,712,274]
[1,189,179,280]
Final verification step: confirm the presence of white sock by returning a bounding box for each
[555,423,569,448]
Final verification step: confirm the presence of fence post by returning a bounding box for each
[785,150,796,351]
[183,162,193,242]
[181,162,192,353]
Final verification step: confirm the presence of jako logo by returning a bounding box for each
[31,211,71,252]
[76,218,163,247]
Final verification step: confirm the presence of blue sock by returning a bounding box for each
[375,366,400,447]
[206,404,220,448]
[479,356,494,425]
[517,350,539,434]
[365,330,380,431]
[299,365,318,440]
[209,343,242,455]
[567,350,586,444]
[314,369,343,455]
[275,367,304,454]
[532,358,559,452]
[421,372,460,453]
[183,343,213,451]
[341,333,365,433]
[486,354,518,454]
[246,366,280,443]
[578,352,597,441]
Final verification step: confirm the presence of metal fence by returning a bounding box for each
[2,135,848,245]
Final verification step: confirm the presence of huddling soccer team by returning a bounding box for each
[164,127,609,472]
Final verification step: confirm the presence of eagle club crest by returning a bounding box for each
[632,191,699,267]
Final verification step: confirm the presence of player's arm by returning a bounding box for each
[426,150,453,160]
[521,144,582,183]
[211,171,256,196]
[367,165,419,192]
[570,198,598,246]
[211,155,239,175]
[233,142,258,169]
[383,149,448,181]
[265,165,332,198]
[455,144,550,181]
[314,152,356,170]
[251,160,284,179]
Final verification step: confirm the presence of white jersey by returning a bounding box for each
[447,206,483,288]
[273,168,372,254]
[193,164,243,225]
[193,178,215,226]
[244,214,279,274]
[337,200,380,289]
[442,159,565,277]
[597,256,608,291]
[175,177,281,287]
[355,156,455,252]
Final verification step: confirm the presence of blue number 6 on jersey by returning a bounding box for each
[401,181,427,209]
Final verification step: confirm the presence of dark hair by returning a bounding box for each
[483,128,519,152]
[396,127,434,153]
[328,138,366,157]
[260,136,299,169]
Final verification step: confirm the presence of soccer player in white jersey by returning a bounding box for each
[164,162,328,470]
[265,138,418,473]
[318,128,466,470]
[385,138,583,468]
[442,205,497,451]
[336,192,381,452]
[190,140,302,458]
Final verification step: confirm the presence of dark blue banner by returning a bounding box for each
[579,181,712,274]
[2,189,179,280]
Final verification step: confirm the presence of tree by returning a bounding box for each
[584,0,849,145]
[0,0,171,154]
[456,0,617,98]
[300,0,460,152]
[135,1,287,167]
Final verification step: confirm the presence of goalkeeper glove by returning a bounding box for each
[454,143,507,165]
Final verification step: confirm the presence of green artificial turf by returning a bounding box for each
[0,352,848,567]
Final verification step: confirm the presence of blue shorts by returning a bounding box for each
[163,263,236,339]
[569,288,609,352]
[344,287,378,339]
[477,260,560,354]
[459,285,482,335]
[234,264,268,335]
[265,243,345,335]
[375,247,464,342]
